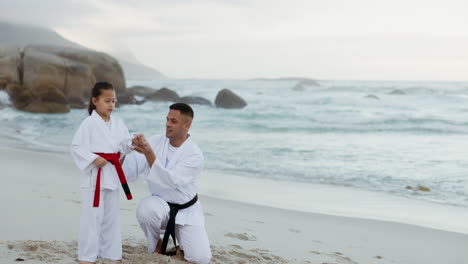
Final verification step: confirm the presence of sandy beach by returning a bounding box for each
[1,134,468,264]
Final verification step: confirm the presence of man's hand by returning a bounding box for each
[132,134,151,154]
[131,134,156,167]
[94,156,108,168]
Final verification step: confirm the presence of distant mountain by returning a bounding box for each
[0,21,166,80]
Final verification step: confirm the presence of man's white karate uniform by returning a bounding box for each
[71,110,132,262]
[123,134,212,264]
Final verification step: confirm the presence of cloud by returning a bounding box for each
[1,0,468,79]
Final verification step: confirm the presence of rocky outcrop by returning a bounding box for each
[0,45,21,90]
[215,89,247,109]
[68,96,87,109]
[0,21,166,81]
[116,92,136,106]
[1,44,126,113]
[145,87,180,102]
[125,86,212,106]
[127,85,157,97]
[179,96,212,106]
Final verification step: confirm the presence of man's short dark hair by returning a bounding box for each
[170,103,194,120]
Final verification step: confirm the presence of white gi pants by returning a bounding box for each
[78,188,122,262]
[136,195,212,264]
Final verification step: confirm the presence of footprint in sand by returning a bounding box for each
[229,244,243,249]
[224,232,257,241]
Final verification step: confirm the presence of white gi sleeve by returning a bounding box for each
[71,119,99,172]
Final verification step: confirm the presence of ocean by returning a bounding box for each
[1,79,468,210]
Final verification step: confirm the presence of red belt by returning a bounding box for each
[93,153,132,207]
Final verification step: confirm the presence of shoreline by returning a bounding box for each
[199,171,468,235]
[1,136,468,263]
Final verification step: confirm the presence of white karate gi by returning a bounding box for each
[123,135,212,264]
[71,110,132,262]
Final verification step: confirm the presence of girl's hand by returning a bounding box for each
[94,157,108,168]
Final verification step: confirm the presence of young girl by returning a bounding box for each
[71,82,133,264]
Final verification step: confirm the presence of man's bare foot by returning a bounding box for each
[154,238,162,254]
[111,260,121,264]
[79,261,95,264]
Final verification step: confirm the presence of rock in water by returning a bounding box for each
[146,87,180,102]
[214,89,247,109]
[179,96,212,106]
[127,85,156,97]
[417,185,430,192]
[116,92,136,106]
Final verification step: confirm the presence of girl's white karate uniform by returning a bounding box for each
[71,110,132,262]
[123,135,212,264]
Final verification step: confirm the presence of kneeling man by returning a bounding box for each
[123,103,211,264]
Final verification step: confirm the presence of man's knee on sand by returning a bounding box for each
[136,196,168,225]
[184,252,212,264]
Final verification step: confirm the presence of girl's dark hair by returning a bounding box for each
[88,82,114,115]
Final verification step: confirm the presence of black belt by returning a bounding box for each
[161,195,198,256]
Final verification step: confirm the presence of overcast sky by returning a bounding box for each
[1,0,468,80]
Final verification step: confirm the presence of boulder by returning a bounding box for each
[68,96,87,109]
[146,87,179,102]
[24,83,69,113]
[23,45,125,100]
[7,83,32,109]
[23,100,69,113]
[214,89,247,109]
[178,96,212,106]
[116,91,136,106]
[3,44,126,113]
[0,45,21,89]
[127,85,156,97]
